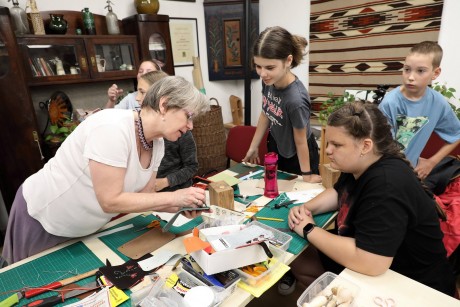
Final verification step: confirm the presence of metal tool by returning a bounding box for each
[271,199,297,210]
[0,268,99,307]
[162,206,210,232]
[23,281,99,307]
[135,219,161,232]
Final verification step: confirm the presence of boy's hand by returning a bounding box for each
[415,157,436,180]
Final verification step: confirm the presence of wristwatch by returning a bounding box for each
[303,223,316,238]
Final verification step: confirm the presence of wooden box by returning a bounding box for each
[320,164,341,189]
[208,181,234,210]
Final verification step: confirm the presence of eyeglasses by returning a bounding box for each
[185,111,194,121]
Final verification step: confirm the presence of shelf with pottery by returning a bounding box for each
[15,10,140,86]
[17,34,139,86]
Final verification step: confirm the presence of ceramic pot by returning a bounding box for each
[134,0,160,14]
[47,14,67,34]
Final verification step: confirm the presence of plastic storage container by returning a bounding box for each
[296,271,360,307]
[164,270,238,306]
[247,220,293,251]
[235,246,285,287]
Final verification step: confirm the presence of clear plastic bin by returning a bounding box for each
[235,246,285,287]
[247,220,293,251]
[200,205,246,227]
[296,271,360,307]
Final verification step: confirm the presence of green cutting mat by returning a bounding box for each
[245,192,336,255]
[0,241,104,306]
[99,214,203,262]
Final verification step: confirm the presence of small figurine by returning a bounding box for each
[50,57,65,75]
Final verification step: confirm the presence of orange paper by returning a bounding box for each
[183,236,211,254]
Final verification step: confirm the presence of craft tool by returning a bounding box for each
[162,206,211,232]
[23,281,99,307]
[22,268,99,299]
[254,217,284,222]
[134,219,161,232]
[238,169,263,181]
[94,224,133,238]
[271,199,298,210]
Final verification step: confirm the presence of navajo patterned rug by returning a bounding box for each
[309,0,444,106]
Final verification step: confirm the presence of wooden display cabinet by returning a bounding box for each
[17,35,139,86]
[123,14,175,76]
[0,7,44,212]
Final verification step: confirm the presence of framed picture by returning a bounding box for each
[204,0,259,81]
[169,18,199,67]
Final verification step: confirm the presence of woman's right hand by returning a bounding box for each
[243,148,260,165]
[173,186,206,209]
[107,84,123,103]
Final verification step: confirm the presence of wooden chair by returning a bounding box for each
[420,132,460,158]
[225,125,268,168]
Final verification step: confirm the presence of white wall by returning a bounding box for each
[0,0,458,119]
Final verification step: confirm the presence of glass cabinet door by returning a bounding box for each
[149,33,167,69]
[0,38,8,78]
[84,36,139,79]
[17,37,89,85]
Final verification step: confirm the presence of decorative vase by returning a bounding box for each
[47,14,68,34]
[134,0,160,14]
[9,0,30,35]
[105,1,120,35]
[81,7,96,35]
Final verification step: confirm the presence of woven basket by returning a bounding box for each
[192,98,227,176]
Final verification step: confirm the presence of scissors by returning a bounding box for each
[271,199,297,210]
[135,219,161,232]
[374,296,396,307]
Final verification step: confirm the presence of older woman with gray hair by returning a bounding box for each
[2,76,210,266]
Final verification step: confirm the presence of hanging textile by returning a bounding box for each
[309,0,444,107]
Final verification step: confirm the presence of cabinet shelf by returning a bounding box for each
[18,34,139,86]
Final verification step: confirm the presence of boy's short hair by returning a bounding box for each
[410,41,443,68]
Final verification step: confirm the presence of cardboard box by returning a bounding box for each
[190,244,268,275]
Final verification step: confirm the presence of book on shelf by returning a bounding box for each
[33,57,46,76]
[28,57,39,76]
[39,57,51,76]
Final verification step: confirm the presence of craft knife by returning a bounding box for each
[23,281,99,307]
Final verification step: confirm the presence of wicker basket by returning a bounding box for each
[192,98,227,176]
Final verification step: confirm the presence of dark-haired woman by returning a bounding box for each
[288,102,456,297]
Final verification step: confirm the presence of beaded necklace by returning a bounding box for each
[135,109,153,151]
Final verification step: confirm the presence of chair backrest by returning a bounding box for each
[226,125,268,165]
[421,132,460,158]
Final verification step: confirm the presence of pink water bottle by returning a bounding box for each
[264,152,279,198]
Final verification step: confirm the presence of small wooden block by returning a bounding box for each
[320,163,341,189]
[208,180,234,210]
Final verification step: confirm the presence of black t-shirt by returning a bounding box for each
[334,157,455,296]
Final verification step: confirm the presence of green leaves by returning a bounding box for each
[45,121,77,143]
[433,82,460,120]
[318,91,355,124]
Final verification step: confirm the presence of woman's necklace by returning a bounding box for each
[135,109,153,151]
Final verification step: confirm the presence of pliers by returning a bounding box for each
[271,199,297,210]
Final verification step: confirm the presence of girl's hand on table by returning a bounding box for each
[302,174,322,183]
[243,148,260,165]
[289,204,314,234]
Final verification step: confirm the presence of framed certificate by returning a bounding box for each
[169,17,199,67]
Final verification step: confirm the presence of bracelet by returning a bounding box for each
[301,171,313,176]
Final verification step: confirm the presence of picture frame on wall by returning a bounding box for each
[169,18,199,67]
[204,0,259,81]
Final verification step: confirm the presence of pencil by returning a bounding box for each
[256,217,284,222]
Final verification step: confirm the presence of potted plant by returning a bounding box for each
[45,120,77,144]
[432,82,460,120]
[318,91,356,125]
